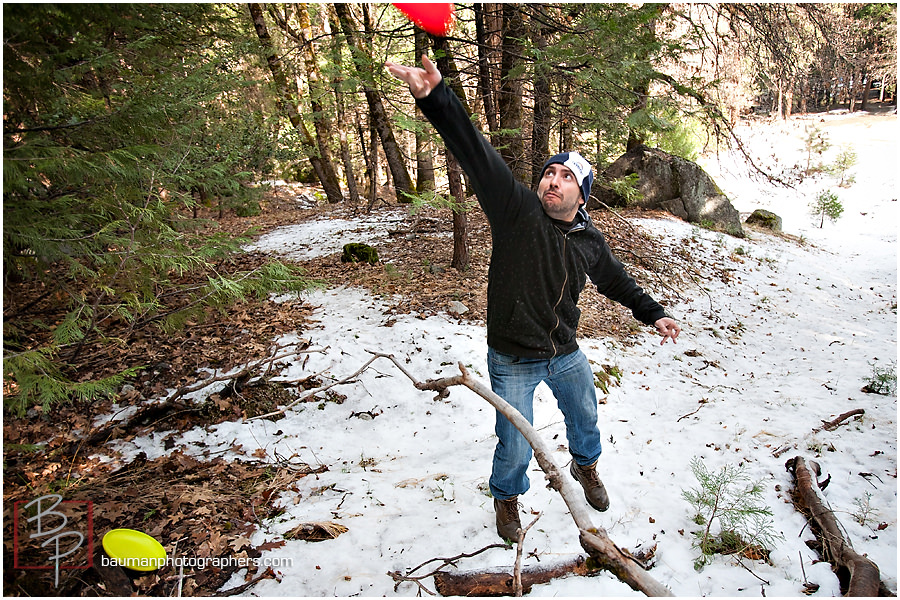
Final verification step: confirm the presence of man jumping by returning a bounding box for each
[387,55,681,541]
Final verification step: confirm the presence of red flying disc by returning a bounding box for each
[392,3,454,36]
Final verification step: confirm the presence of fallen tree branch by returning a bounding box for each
[214,567,277,596]
[72,344,313,450]
[389,543,508,596]
[814,408,865,433]
[249,352,383,421]
[432,554,601,596]
[785,456,885,596]
[416,362,673,597]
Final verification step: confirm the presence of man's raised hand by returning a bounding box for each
[385,54,443,100]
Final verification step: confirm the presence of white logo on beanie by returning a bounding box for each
[563,152,590,185]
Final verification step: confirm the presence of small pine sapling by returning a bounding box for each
[829,145,858,188]
[681,457,783,570]
[811,190,844,228]
[802,124,831,173]
[862,360,897,396]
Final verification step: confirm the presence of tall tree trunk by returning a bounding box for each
[784,80,794,118]
[559,79,574,152]
[289,4,344,203]
[325,10,360,206]
[414,29,435,193]
[334,3,414,202]
[799,76,809,114]
[247,3,343,203]
[776,79,784,118]
[446,150,469,271]
[860,71,872,111]
[496,4,527,180]
[530,22,551,188]
[366,113,379,211]
[473,3,499,134]
[431,36,470,271]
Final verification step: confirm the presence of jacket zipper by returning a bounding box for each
[548,232,569,360]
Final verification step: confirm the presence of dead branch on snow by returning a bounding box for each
[785,456,889,596]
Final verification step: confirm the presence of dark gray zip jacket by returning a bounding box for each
[416,81,667,358]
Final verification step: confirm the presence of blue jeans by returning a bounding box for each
[487,347,603,500]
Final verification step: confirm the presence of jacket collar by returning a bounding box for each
[551,205,591,233]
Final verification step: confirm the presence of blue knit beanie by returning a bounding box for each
[541,151,594,203]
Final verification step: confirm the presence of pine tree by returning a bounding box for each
[3,4,315,415]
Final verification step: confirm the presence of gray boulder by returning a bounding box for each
[591,145,744,237]
[745,209,783,232]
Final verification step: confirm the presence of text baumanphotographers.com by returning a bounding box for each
[100,555,293,570]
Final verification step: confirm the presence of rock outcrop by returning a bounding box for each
[590,145,744,236]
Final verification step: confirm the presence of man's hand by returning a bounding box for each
[654,317,681,345]
[385,54,443,99]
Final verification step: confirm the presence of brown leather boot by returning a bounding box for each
[493,496,522,541]
[570,460,610,512]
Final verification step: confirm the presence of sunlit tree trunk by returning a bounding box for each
[334,3,414,201]
[247,3,343,203]
[324,11,360,206]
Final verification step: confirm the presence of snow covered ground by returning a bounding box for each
[108,111,897,597]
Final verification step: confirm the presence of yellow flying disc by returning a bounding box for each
[101,528,167,571]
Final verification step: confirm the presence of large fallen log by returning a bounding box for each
[414,361,673,597]
[433,554,600,596]
[785,456,885,596]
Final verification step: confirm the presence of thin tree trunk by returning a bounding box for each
[447,151,469,271]
[366,113,379,211]
[247,3,342,203]
[355,112,371,209]
[290,4,344,203]
[334,3,414,201]
[530,22,551,188]
[785,83,794,119]
[799,76,809,114]
[326,10,360,206]
[431,36,470,271]
[776,79,784,119]
[474,3,499,134]
[559,79,574,152]
[497,3,527,180]
[415,29,435,193]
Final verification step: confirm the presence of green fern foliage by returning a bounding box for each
[3,348,144,417]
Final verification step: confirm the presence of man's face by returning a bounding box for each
[537,163,583,221]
